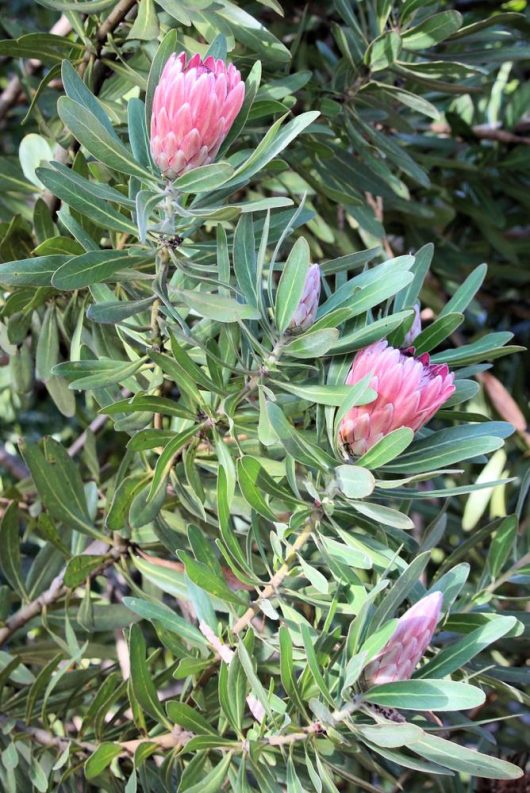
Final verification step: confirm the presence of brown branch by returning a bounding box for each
[231,511,319,636]
[0,445,29,480]
[0,15,71,123]
[96,0,137,44]
[0,541,128,647]
[432,122,530,146]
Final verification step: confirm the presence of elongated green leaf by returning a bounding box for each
[128,624,170,726]
[415,616,517,679]
[85,744,122,780]
[275,237,310,332]
[123,597,207,649]
[364,679,485,711]
[335,465,375,498]
[412,734,523,779]
[282,328,339,358]
[0,503,27,598]
[177,290,260,322]
[174,162,235,193]
[20,439,96,537]
[166,701,216,735]
[413,313,464,355]
[52,250,152,290]
[358,428,414,469]
[37,166,136,234]
[402,11,462,51]
[58,97,154,181]
[0,255,68,287]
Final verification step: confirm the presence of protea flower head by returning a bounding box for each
[339,340,455,456]
[288,264,321,333]
[403,303,422,347]
[365,591,443,685]
[150,52,245,180]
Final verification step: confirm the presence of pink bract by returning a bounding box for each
[288,264,321,332]
[150,52,245,180]
[365,591,443,685]
[339,340,455,456]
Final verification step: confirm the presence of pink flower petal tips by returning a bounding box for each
[150,52,245,180]
[288,264,321,333]
[365,591,444,685]
[339,340,455,456]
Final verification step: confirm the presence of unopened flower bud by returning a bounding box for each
[339,340,455,456]
[403,303,422,347]
[365,591,443,685]
[288,264,321,333]
[150,52,245,180]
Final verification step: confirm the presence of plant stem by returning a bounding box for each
[231,510,319,636]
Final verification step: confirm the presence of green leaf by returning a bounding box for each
[237,457,278,520]
[180,754,233,793]
[58,97,153,181]
[174,162,235,193]
[364,680,485,711]
[415,616,517,679]
[440,264,487,317]
[20,438,96,537]
[223,111,320,190]
[0,503,27,598]
[385,423,512,473]
[233,214,258,307]
[146,426,199,502]
[300,623,335,707]
[329,311,414,355]
[357,722,423,748]
[85,744,122,780]
[128,624,171,727]
[335,465,376,498]
[166,701,216,735]
[178,552,244,607]
[402,11,462,50]
[123,597,207,648]
[370,552,431,630]
[275,237,311,332]
[63,555,107,588]
[412,733,523,779]
[52,250,152,290]
[366,31,402,71]
[266,401,336,469]
[282,328,339,358]
[487,515,518,579]
[358,428,414,469]
[177,289,260,322]
[0,255,68,287]
[413,313,464,355]
[352,500,414,530]
[61,60,115,135]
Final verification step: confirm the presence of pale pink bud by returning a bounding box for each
[288,264,321,333]
[339,340,455,456]
[365,591,443,685]
[403,303,422,347]
[150,52,245,180]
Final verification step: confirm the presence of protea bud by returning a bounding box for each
[365,591,443,685]
[403,303,422,347]
[150,52,245,180]
[288,264,321,333]
[339,340,455,456]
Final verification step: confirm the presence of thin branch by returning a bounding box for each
[432,122,530,147]
[231,510,319,636]
[0,541,128,646]
[0,445,29,480]
[0,15,71,123]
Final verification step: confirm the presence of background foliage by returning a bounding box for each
[0,0,529,790]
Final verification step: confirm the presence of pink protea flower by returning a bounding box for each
[288,264,321,333]
[365,591,443,685]
[150,52,245,180]
[339,340,455,456]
